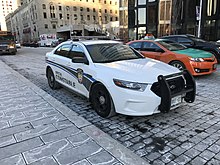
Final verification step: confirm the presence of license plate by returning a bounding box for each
[213,64,217,70]
[171,95,182,107]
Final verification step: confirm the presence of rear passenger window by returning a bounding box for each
[129,42,142,50]
[177,37,192,43]
[54,44,72,57]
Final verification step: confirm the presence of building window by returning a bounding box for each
[59,6,62,11]
[43,12,47,18]
[87,8,90,12]
[93,8,96,12]
[138,8,146,24]
[87,15,90,20]
[99,9,101,13]
[105,9,107,13]
[104,0,106,4]
[110,17,113,21]
[59,13,63,19]
[138,0,146,5]
[80,7,83,11]
[45,24,48,29]
[115,10,117,14]
[110,1,112,4]
[52,24,56,29]
[115,17,118,21]
[73,6,77,11]
[93,0,95,2]
[67,14,70,19]
[81,15,83,20]
[74,14,78,20]
[42,4,46,9]
[93,15,96,20]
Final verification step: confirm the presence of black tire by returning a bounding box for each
[170,61,185,71]
[47,68,60,89]
[90,84,116,118]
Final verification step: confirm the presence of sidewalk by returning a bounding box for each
[0,60,149,165]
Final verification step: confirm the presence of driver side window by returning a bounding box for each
[142,42,160,52]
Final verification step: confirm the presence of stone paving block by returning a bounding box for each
[28,156,58,165]
[0,137,43,160]
[54,140,102,165]
[87,150,119,165]
[170,146,185,157]
[53,119,74,130]
[31,115,67,127]
[0,122,33,138]
[208,144,220,154]
[72,159,91,165]
[41,126,81,143]
[190,156,207,165]
[15,124,57,142]
[0,121,9,129]
[207,158,220,165]
[0,154,25,165]
[23,139,73,164]
[67,115,91,128]
[9,113,46,126]
[200,150,215,161]
[0,135,16,147]
[160,152,175,163]
[67,132,90,147]
[173,154,191,165]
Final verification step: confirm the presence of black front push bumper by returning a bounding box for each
[151,70,196,113]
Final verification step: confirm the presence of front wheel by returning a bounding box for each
[47,68,60,89]
[170,61,185,71]
[90,84,116,118]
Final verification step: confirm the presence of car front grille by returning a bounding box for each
[0,46,7,50]
[151,75,185,97]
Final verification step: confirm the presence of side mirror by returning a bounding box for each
[72,57,89,65]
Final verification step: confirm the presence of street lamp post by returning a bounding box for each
[197,0,203,38]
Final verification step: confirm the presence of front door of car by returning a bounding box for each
[68,44,90,97]
[140,42,164,61]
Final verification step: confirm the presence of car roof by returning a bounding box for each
[160,34,196,38]
[61,40,121,46]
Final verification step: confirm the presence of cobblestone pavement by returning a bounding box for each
[1,47,220,164]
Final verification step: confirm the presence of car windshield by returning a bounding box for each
[86,43,144,63]
[157,41,187,51]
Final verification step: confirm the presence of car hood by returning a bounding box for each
[173,48,213,58]
[94,58,180,84]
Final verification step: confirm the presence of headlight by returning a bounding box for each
[190,58,204,62]
[9,45,15,48]
[113,79,148,92]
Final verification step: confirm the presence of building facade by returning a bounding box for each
[6,0,119,43]
[0,0,20,31]
[119,0,220,41]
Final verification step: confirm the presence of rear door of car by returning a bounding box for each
[52,44,74,88]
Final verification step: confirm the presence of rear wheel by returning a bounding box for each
[47,68,60,89]
[170,61,185,71]
[90,84,116,118]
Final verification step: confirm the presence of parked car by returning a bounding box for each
[46,40,195,118]
[127,39,217,76]
[217,40,220,43]
[15,41,21,48]
[159,34,220,63]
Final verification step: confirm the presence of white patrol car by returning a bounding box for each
[45,40,196,118]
